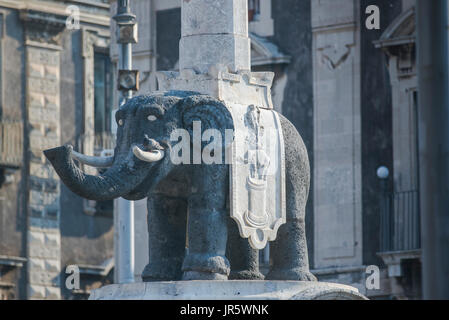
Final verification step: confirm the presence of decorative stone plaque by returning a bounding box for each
[228,103,286,249]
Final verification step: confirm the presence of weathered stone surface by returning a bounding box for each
[181,0,247,37]
[29,270,59,286]
[26,41,62,300]
[28,285,46,299]
[179,0,251,73]
[311,0,355,28]
[157,69,274,109]
[180,34,250,73]
[89,281,367,300]
[179,0,250,73]
[27,47,60,66]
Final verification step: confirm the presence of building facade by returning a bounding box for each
[0,0,114,300]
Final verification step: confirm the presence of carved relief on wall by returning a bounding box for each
[319,44,353,70]
[229,103,286,250]
[316,30,355,71]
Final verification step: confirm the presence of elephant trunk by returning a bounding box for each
[44,145,148,201]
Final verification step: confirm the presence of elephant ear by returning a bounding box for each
[181,94,234,141]
[180,95,235,165]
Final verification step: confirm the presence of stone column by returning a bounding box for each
[311,0,363,270]
[21,10,66,300]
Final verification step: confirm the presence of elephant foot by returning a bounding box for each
[181,253,230,280]
[229,270,265,280]
[266,268,317,282]
[182,271,228,280]
[141,261,183,282]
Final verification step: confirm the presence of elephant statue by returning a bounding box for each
[44,91,316,282]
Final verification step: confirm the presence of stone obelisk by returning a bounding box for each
[158,0,274,110]
[158,0,286,251]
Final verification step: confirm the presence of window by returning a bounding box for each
[248,0,260,22]
[248,0,273,37]
[94,52,113,134]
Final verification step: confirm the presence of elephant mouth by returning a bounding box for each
[132,138,165,163]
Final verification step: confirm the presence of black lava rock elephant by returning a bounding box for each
[44,91,316,282]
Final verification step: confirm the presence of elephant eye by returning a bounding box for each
[147,115,157,122]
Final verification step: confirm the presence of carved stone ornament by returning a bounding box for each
[20,10,67,46]
[228,103,286,250]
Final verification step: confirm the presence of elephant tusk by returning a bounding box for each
[132,145,165,162]
[71,150,114,168]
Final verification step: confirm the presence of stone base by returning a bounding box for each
[89,281,367,300]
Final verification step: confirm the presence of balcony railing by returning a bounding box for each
[0,121,23,168]
[380,190,421,252]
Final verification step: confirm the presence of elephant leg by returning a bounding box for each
[266,115,316,281]
[141,194,187,281]
[182,165,230,280]
[226,217,264,280]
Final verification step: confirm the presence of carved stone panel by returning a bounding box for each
[228,103,286,250]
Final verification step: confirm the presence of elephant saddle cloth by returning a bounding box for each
[226,103,286,250]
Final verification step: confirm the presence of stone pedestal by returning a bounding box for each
[89,281,367,300]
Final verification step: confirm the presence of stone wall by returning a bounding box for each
[0,0,113,299]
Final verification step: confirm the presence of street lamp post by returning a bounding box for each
[113,0,139,284]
